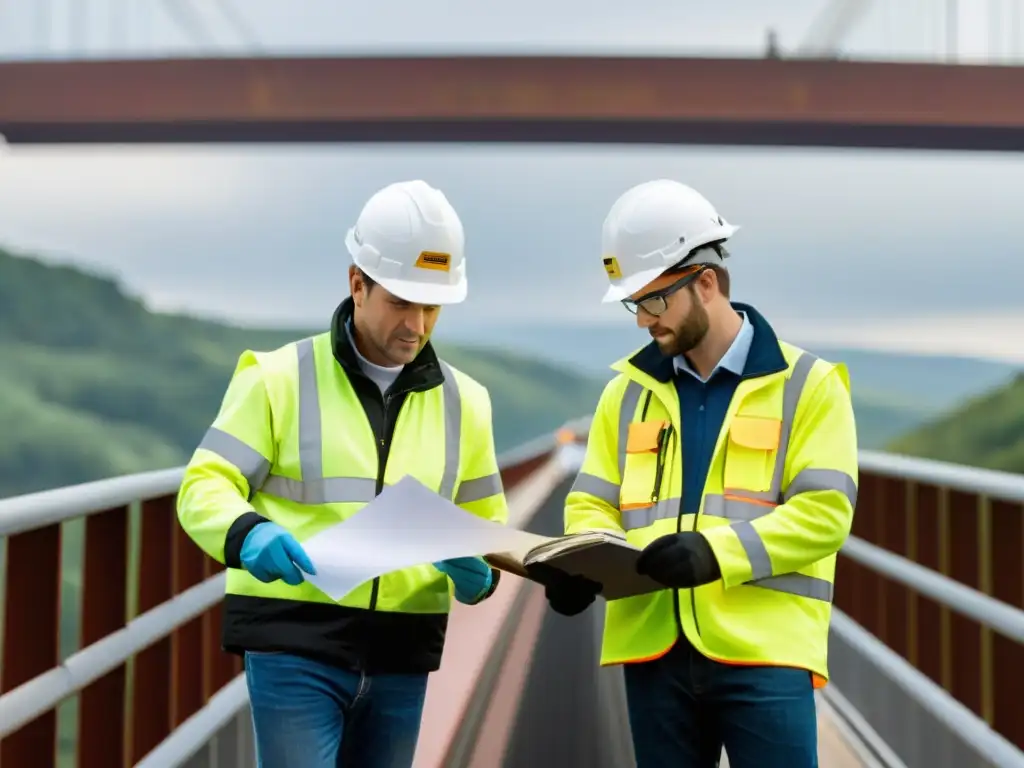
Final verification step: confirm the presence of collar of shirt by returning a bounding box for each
[673,311,753,383]
[344,319,404,378]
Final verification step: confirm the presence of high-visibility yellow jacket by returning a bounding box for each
[565,304,857,683]
[176,298,508,673]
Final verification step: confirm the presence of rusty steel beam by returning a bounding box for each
[2,55,1024,150]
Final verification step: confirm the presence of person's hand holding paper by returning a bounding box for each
[297,475,551,603]
[433,557,495,603]
[240,522,317,586]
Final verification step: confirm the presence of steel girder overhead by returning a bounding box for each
[1,55,1024,150]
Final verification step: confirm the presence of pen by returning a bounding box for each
[651,424,672,505]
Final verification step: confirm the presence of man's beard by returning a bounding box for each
[652,299,710,357]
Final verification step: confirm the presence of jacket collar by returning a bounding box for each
[613,302,788,387]
[329,296,445,394]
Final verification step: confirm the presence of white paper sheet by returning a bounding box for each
[298,474,553,602]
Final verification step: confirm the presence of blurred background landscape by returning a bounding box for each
[0,242,624,497]
[2,237,1020,499]
[2,1,1024,765]
[1,1,1022,499]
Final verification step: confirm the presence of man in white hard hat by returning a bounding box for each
[177,180,508,767]
[547,180,858,767]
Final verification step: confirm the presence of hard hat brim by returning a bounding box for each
[373,273,468,306]
[601,266,671,303]
[600,224,740,303]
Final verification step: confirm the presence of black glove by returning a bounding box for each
[636,532,721,589]
[527,562,602,617]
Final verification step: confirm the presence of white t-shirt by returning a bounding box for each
[345,321,404,395]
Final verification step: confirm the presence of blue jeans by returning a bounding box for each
[623,639,818,768]
[244,651,429,768]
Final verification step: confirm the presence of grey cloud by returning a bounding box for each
[0,0,1017,342]
[1,143,1023,334]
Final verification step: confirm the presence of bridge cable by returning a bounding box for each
[69,0,88,54]
[946,0,959,61]
[1014,0,1023,61]
[989,0,1001,61]
[34,0,50,53]
[211,0,262,52]
[158,0,219,51]
[796,0,873,58]
[107,0,127,51]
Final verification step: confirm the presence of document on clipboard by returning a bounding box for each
[485,529,665,601]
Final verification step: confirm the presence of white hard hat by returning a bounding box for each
[345,179,467,305]
[599,180,739,303]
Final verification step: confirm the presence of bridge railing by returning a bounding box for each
[831,451,1024,768]
[0,464,232,767]
[5,414,1024,767]
[0,418,586,767]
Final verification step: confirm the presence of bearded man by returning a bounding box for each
[540,180,859,768]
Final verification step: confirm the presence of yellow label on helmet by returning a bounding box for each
[415,251,451,272]
[602,256,622,280]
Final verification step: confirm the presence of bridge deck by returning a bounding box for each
[817,706,869,767]
[10,439,1016,765]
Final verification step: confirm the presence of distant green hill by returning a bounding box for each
[811,347,1017,412]
[845,388,937,450]
[887,373,1024,474]
[0,247,602,498]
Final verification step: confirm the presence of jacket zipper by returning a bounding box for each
[367,391,394,612]
[655,425,688,639]
[688,504,701,637]
[646,403,694,641]
[655,408,698,639]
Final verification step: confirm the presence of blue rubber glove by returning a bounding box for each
[240,522,316,587]
[434,557,493,604]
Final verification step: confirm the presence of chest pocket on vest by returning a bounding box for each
[620,419,668,511]
[723,415,781,495]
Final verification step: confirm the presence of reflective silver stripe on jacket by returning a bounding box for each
[569,351,855,602]
[197,339,502,506]
[568,377,647,524]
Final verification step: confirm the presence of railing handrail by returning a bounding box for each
[0,574,225,738]
[841,536,1024,642]
[0,422,579,755]
[493,413,590,467]
[0,466,185,537]
[830,609,1024,768]
[4,419,1024,537]
[2,412,1022,761]
[858,448,1024,504]
[134,674,249,768]
[0,416,593,536]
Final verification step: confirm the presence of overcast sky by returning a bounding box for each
[1,1,1023,362]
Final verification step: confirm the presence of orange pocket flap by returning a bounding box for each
[729,415,781,451]
[626,420,667,453]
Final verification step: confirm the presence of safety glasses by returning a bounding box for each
[621,266,706,316]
